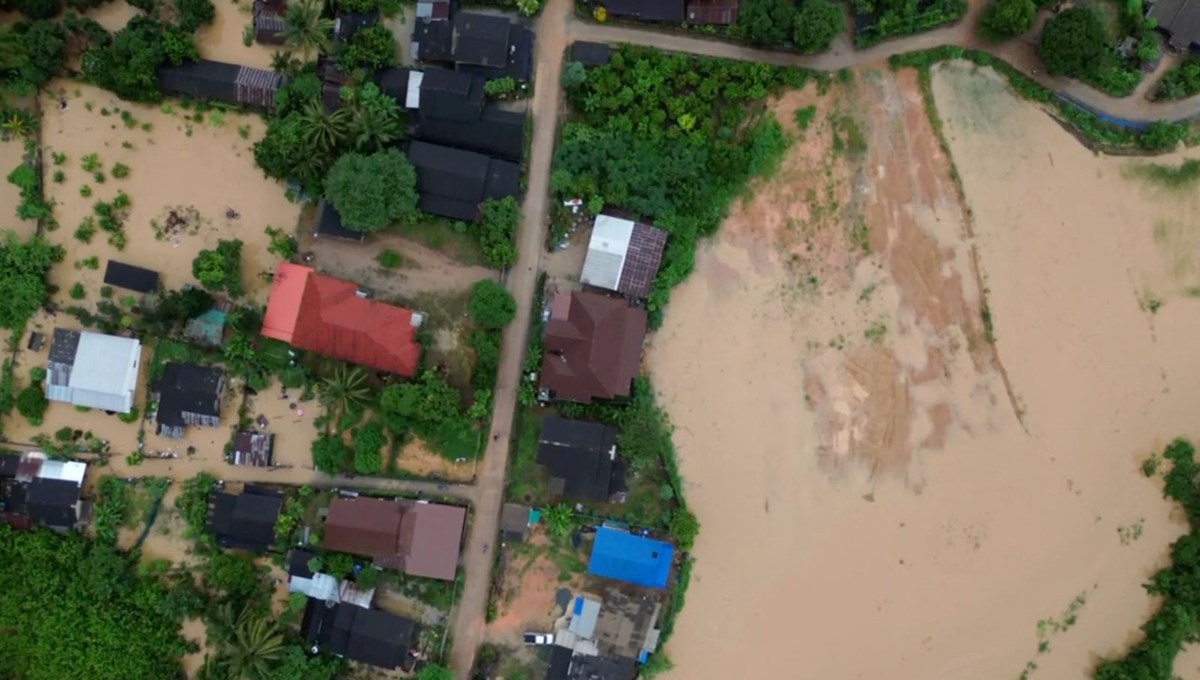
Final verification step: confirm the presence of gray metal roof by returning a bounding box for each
[45,330,140,413]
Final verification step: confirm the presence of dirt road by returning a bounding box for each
[445,0,568,675]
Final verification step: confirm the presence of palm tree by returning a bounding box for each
[301,99,350,157]
[281,0,333,60]
[224,608,285,680]
[0,109,35,140]
[320,365,371,419]
[346,93,402,152]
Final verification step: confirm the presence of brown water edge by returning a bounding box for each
[649,64,1200,680]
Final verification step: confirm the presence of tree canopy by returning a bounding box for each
[979,0,1036,40]
[734,0,796,46]
[793,0,844,54]
[82,16,197,102]
[1037,7,1108,78]
[335,24,396,70]
[0,233,62,330]
[191,238,244,297]
[468,279,517,329]
[324,150,418,232]
[0,20,65,92]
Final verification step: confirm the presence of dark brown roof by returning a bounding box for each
[539,292,646,404]
[405,502,466,580]
[686,0,738,24]
[1152,0,1200,50]
[324,496,407,559]
[231,430,274,467]
[602,0,686,22]
[323,497,465,580]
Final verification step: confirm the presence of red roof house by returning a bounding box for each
[539,291,647,404]
[262,263,422,377]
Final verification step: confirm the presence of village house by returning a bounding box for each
[230,430,274,467]
[600,0,686,23]
[1149,0,1200,50]
[287,548,376,607]
[536,416,627,503]
[580,214,669,300]
[322,496,467,581]
[0,453,89,532]
[45,328,141,414]
[570,41,612,67]
[154,362,225,438]
[157,60,283,110]
[499,502,536,543]
[539,291,647,404]
[206,484,284,553]
[552,587,663,663]
[261,262,423,377]
[302,598,418,670]
[103,260,159,294]
[587,526,674,589]
[313,201,365,243]
[545,646,637,680]
[252,0,286,44]
[452,12,535,82]
[407,140,520,222]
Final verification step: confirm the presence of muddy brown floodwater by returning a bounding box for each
[649,64,1200,680]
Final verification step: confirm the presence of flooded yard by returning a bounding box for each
[650,65,1200,680]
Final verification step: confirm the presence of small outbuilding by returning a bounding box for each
[570,41,612,67]
[252,0,287,44]
[1150,0,1200,50]
[207,484,284,552]
[158,60,283,110]
[686,0,739,24]
[314,201,366,242]
[601,0,687,22]
[416,0,450,19]
[103,260,159,293]
[587,526,674,589]
[154,362,225,438]
[580,214,668,299]
[231,430,274,467]
[46,328,141,413]
[499,502,536,543]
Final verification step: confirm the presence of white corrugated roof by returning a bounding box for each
[567,594,602,639]
[406,70,424,110]
[38,459,87,485]
[58,332,140,413]
[580,214,634,292]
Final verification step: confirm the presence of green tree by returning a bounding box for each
[468,279,516,329]
[669,507,699,551]
[1037,7,1108,79]
[174,0,216,33]
[82,16,196,102]
[324,150,418,232]
[516,0,540,16]
[543,504,573,538]
[0,20,66,92]
[301,100,351,158]
[734,0,796,46]
[792,0,844,54]
[342,83,403,152]
[560,60,587,89]
[352,420,385,474]
[281,0,333,59]
[16,383,46,425]
[319,365,371,420]
[379,370,462,426]
[254,112,327,190]
[484,76,516,96]
[0,233,63,330]
[980,0,1036,40]
[477,197,519,268]
[221,607,286,680]
[334,24,396,70]
[6,0,60,20]
[311,434,350,473]
[191,239,244,296]
[416,664,454,680]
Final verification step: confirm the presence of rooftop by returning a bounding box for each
[261,263,422,377]
[600,0,687,22]
[45,328,141,414]
[1152,0,1200,50]
[154,362,224,431]
[539,292,647,404]
[323,497,466,581]
[158,60,282,110]
[587,526,674,589]
[314,201,365,242]
[302,599,416,669]
[231,430,274,467]
[206,485,283,553]
[103,260,159,293]
[580,215,669,299]
[536,416,625,502]
[413,16,454,62]
[570,41,612,67]
[686,0,739,25]
[452,12,511,67]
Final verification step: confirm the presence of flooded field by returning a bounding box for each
[1,136,37,239]
[650,64,1200,680]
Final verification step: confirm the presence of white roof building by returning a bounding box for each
[580,215,669,299]
[45,328,141,414]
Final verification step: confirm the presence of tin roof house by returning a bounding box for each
[154,362,225,438]
[580,215,668,299]
[303,599,418,670]
[587,526,674,589]
[0,453,89,532]
[206,484,284,553]
[536,416,626,502]
[45,328,141,414]
[158,60,283,110]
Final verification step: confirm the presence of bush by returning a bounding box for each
[477,197,519,269]
[793,0,844,54]
[335,24,396,70]
[561,61,587,89]
[111,162,130,179]
[28,367,45,383]
[484,77,516,96]
[325,150,418,232]
[1038,8,1107,79]
[16,384,47,425]
[0,234,63,330]
[352,421,385,474]
[377,249,402,269]
[733,0,796,46]
[468,279,516,329]
[312,434,349,473]
[1138,121,1187,152]
[68,283,85,300]
[191,239,244,297]
[174,0,216,33]
[980,0,1036,40]
[118,406,141,423]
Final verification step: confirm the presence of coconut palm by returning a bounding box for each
[224,608,285,680]
[0,109,35,140]
[344,86,402,152]
[281,0,333,60]
[301,99,350,157]
[320,365,371,418]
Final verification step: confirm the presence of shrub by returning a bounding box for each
[111,162,130,179]
[352,421,385,474]
[561,61,587,89]
[118,406,141,423]
[68,283,85,300]
[484,77,517,96]
[16,384,47,425]
[477,197,519,268]
[468,279,516,329]
[28,367,45,383]
[334,24,396,70]
[793,0,844,54]
[312,434,349,473]
[980,0,1036,40]
[377,249,403,269]
[191,239,244,296]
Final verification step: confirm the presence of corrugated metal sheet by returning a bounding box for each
[586,527,674,589]
[46,331,139,413]
[581,215,634,291]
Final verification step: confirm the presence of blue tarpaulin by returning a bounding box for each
[586,526,673,589]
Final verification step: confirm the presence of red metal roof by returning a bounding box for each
[686,0,738,25]
[262,263,421,377]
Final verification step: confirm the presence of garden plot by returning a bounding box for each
[38,82,299,311]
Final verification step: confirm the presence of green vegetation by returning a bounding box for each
[0,20,65,93]
[324,150,418,232]
[377,248,403,269]
[468,279,517,329]
[1094,439,1200,679]
[281,0,333,59]
[416,664,454,680]
[352,420,386,474]
[1153,56,1200,101]
[0,233,63,330]
[484,76,517,97]
[561,60,587,89]
[733,0,796,46]
[793,0,845,54]
[478,197,519,269]
[111,162,130,179]
[1037,4,1147,97]
[83,16,198,102]
[191,238,244,297]
[852,0,968,47]
[7,162,50,221]
[334,24,396,71]
[379,369,480,460]
[553,47,808,325]
[312,434,350,473]
[0,527,200,680]
[1124,158,1200,190]
[979,0,1036,40]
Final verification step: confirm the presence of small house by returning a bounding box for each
[206,484,284,552]
[407,141,520,222]
[499,502,536,543]
[261,263,423,377]
[287,549,376,607]
[414,67,485,122]
[570,41,611,67]
[302,599,418,670]
[587,526,674,589]
[1149,0,1200,50]
[230,430,274,467]
[452,13,510,68]
[183,306,229,347]
[157,60,283,110]
[536,417,627,503]
[539,292,647,404]
[413,105,525,162]
[580,215,668,299]
[0,453,89,532]
[413,16,453,62]
[154,362,225,438]
[544,647,637,680]
[314,200,366,242]
[416,0,450,20]
[46,328,141,414]
[601,0,686,22]
[333,9,379,42]
[322,497,467,580]
[103,260,159,293]
[252,0,287,44]
[686,0,739,24]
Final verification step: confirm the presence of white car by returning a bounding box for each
[523,632,554,646]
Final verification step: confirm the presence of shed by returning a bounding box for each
[601,0,686,22]
[184,307,228,347]
[158,60,283,110]
[231,430,274,467]
[104,260,160,293]
[567,594,603,638]
[458,25,535,83]
[580,215,668,299]
[587,526,674,589]
[253,0,287,44]
[314,201,366,242]
[499,502,534,543]
[570,41,611,67]
[45,328,141,413]
[452,12,510,67]
[373,67,414,106]
[686,0,738,24]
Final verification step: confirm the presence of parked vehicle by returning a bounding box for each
[523,632,554,646]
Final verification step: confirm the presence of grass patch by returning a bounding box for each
[402,219,487,267]
[794,105,817,133]
[1124,158,1200,191]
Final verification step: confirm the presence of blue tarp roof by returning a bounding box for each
[586,526,673,589]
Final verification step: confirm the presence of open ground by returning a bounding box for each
[647,61,1200,679]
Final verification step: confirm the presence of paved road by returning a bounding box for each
[445,1,569,676]
[443,1,1200,676]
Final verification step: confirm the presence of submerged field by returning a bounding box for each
[651,62,1200,679]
